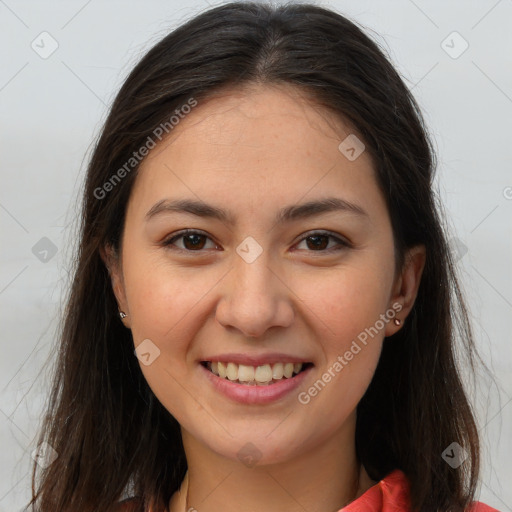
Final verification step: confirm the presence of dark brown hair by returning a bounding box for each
[29,2,485,511]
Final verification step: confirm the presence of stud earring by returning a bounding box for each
[119,310,127,319]
[393,318,401,326]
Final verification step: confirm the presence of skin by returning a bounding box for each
[102,83,426,512]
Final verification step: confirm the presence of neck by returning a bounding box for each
[169,416,376,512]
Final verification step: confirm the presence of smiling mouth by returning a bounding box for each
[201,361,314,386]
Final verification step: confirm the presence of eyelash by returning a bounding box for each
[161,229,352,254]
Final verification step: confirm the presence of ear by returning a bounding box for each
[99,243,130,327]
[385,244,426,337]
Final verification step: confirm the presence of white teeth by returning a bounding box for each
[254,364,272,383]
[206,361,305,385]
[218,361,227,378]
[283,362,294,378]
[272,363,284,379]
[226,362,238,381]
[238,364,255,382]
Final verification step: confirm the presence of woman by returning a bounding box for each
[29,2,499,511]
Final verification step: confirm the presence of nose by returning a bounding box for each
[215,248,294,338]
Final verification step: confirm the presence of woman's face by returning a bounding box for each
[106,83,423,466]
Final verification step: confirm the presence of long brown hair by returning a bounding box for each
[29,2,486,511]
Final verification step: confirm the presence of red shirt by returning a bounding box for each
[340,469,500,512]
[117,468,501,511]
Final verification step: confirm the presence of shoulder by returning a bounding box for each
[466,501,501,512]
[369,470,502,512]
[112,497,145,512]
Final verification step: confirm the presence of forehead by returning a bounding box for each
[129,83,384,223]
[150,83,363,166]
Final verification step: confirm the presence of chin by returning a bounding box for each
[196,425,307,467]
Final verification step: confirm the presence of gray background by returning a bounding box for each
[0,1,511,510]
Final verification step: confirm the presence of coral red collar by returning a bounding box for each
[339,469,499,512]
[340,469,409,511]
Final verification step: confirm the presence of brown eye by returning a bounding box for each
[295,231,351,252]
[162,230,218,252]
[162,229,351,254]
[305,234,330,250]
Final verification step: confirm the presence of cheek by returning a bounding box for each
[290,262,391,408]
[292,344,381,447]
[293,262,392,347]
[123,253,215,342]
[122,256,211,418]
[293,270,388,426]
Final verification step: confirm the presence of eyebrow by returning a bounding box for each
[145,196,369,225]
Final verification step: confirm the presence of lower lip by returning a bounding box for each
[200,363,313,405]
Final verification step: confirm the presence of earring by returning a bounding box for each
[394,318,401,326]
[119,310,127,319]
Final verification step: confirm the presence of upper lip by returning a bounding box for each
[200,353,313,366]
